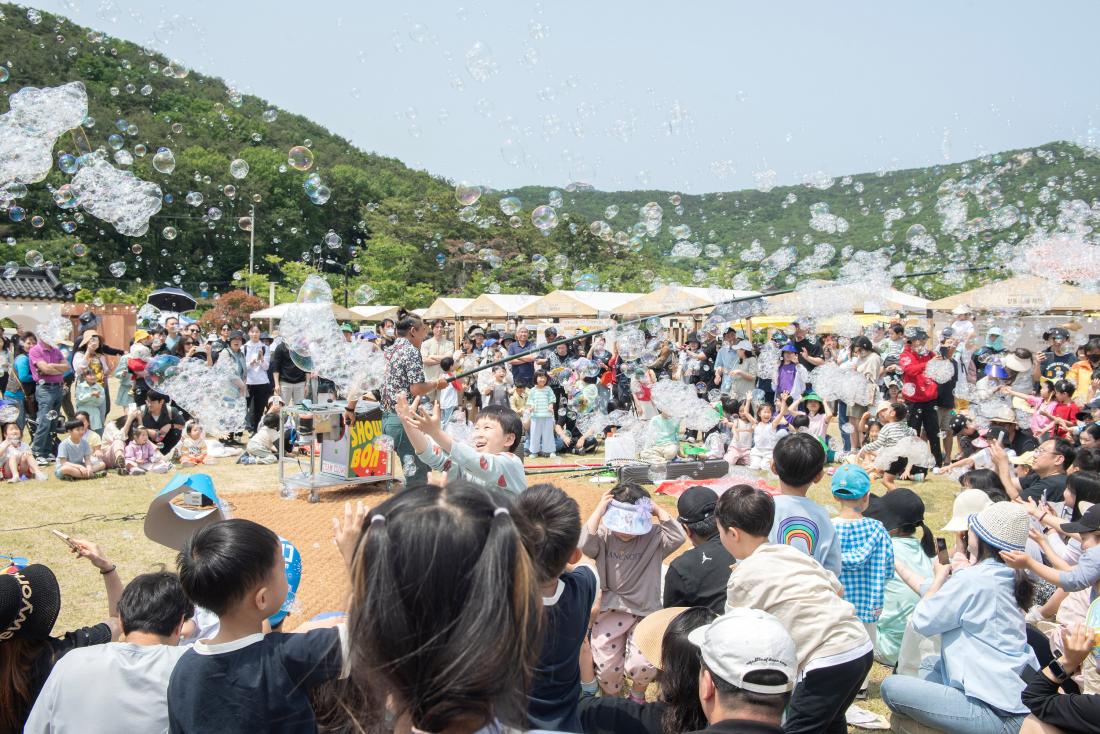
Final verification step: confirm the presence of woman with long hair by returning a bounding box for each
[578,606,716,734]
[13,332,37,428]
[336,480,541,734]
[882,502,1036,733]
[0,541,121,732]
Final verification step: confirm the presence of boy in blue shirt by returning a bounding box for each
[768,433,842,576]
[830,464,894,697]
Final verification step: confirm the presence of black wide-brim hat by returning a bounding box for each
[0,564,61,642]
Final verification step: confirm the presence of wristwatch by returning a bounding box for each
[1047,657,1072,683]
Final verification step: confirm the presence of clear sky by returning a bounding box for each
[28,0,1100,193]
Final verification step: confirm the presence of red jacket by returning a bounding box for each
[898,346,938,403]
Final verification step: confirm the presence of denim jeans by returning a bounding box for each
[879,655,1026,734]
[836,401,851,452]
[32,382,63,458]
[381,410,429,484]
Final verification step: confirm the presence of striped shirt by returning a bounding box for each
[526,386,555,418]
[863,421,916,454]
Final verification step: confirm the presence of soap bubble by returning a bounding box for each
[262,109,278,123]
[0,68,8,84]
[324,231,342,249]
[71,242,87,257]
[499,196,522,215]
[57,153,77,174]
[238,216,253,231]
[108,261,126,277]
[455,182,481,206]
[9,207,25,222]
[548,190,564,208]
[229,158,249,179]
[29,215,43,228]
[353,284,376,305]
[162,226,177,240]
[297,274,333,304]
[107,133,124,150]
[464,41,497,82]
[308,186,331,205]
[130,243,143,254]
[531,205,558,230]
[25,250,44,267]
[136,303,162,329]
[287,146,314,171]
[151,147,175,174]
[143,354,180,390]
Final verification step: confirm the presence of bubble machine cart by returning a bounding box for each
[278,401,395,503]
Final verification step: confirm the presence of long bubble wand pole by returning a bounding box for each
[452,264,1003,382]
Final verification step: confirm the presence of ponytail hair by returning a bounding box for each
[342,481,541,733]
[395,309,423,337]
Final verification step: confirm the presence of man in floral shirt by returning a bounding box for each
[350,313,447,484]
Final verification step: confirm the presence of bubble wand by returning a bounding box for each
[453,264,1004,381]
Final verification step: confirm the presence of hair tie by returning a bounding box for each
[370,514,386,526]
[493,507,510,517]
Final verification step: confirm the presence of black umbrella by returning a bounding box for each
[146,287,197,313]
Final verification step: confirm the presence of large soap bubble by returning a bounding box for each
[143,354,180,390]
[287,146,314,171]
[69,154,162,236]
[296,274,333,304]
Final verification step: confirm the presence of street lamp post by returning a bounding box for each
[247,203,256,296]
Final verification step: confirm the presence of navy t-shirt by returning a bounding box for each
[528,566,598,733]
[508,341,537,387]
[167,627,344,734]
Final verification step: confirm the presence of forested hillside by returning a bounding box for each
[2,3,1097,307]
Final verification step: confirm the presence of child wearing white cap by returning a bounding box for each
[715,486,872,734]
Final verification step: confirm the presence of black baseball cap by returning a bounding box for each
[676,486,718,524]
[864,488,926,532]
[1061,503,1100,534]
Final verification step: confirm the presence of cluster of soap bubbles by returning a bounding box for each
[70,153,163,236]
[808,362,876,408]
[303,172,330,205]
[924,359,955,384]
[808,202,849,234]
[38,315,72,347]
[648,379,720,432]
[279,276,387,396]
[161,358,248,436]
[873,436,936,473]
[0,81,87,186]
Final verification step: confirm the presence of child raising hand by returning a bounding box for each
[396,394,527,494]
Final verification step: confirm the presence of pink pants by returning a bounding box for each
[724,445,750,466]
[590,610,658,695]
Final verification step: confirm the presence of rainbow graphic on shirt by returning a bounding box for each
[776,516,819,555]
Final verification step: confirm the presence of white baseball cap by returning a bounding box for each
[687,608,797,694]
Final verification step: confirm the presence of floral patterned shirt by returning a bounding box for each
[380,337,426,411]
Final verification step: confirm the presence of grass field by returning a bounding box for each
[0,393,966,730]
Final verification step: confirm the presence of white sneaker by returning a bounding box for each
[548,453,558,459]
[34,472,46,481]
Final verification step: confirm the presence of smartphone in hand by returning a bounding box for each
[935,537,949,565]
[50,529,77,550]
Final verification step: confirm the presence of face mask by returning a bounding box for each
[384,328,394,337]
[989,338,1004,350]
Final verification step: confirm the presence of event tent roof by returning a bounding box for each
[927,276,1100,313]
[349,305,408,322]
[460,293,540,320]
[517,290,644,318]
[422,297,474,320]
[251,302,370,321]
[611,286,759,316]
